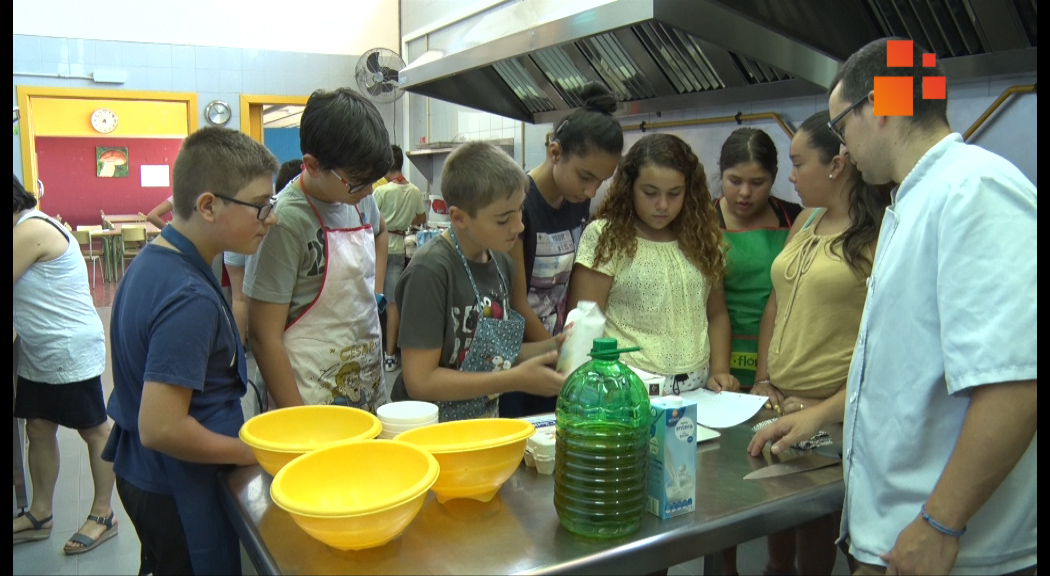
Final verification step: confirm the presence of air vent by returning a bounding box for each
[576,33,658,101]
[867,0,985,56]
[730,53,792,85]
[530,46,589,108]
[634,22,725,94]
[1012,0,1037,47]
[492,58,557,114]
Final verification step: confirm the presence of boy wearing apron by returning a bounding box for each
[392,142,564,422]
[244,88,393,414]
[104,128,278,574]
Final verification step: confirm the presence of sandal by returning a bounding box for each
[63,512,118,555]
[13,510,53,544]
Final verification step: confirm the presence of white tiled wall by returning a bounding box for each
[13,34,397,181]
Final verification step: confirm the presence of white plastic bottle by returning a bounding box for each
[556,301,606,374]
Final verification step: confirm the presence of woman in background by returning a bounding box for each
[12,175,118,555]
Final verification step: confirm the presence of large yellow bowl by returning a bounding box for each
[240,405,382,476]
[271,440,439,550]
[394,418,535,503]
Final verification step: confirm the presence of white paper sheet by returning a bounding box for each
[677,388,768,429]
[140,165,170,188]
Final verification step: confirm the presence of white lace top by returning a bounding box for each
[575,219,712,375]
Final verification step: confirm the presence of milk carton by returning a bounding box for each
[646,396,697,519]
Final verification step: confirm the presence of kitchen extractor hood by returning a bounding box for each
[398,0,1038,124]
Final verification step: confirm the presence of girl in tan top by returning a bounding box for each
[751,111,892,576]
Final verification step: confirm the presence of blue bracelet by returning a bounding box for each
[921,504,966,537]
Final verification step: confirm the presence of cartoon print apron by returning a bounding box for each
[158,225,247,575]
[283,197,387,411]
[720,202,793,388]
[440,229,525,421]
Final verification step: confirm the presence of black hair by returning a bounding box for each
[719,127,778,180]
[389,144,404,173]
[831,37,948,130]
[550,82,623,159]
[798,111,892,276]
[13,175,37,213]
[299,88,392,184]
[172,127,279,219]
[275,159,302,193]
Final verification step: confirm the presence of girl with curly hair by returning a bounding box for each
[567,133,739,395]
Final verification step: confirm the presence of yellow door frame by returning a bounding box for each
[15,86,198,195]
[239,94,309,143]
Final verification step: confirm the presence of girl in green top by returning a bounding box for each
[715,128,802,390]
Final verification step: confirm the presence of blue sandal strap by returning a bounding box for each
[67,532,97,547]
[20,511,54,530]
[86,513,114,529]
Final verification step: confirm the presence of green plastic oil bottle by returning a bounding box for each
[554,338,651,538]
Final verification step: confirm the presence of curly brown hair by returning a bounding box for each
[591,133,725,281]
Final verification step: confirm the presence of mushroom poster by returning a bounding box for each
[96,147,129,178]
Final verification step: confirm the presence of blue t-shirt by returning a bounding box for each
[104,240,246,494]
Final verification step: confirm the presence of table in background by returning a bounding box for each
[90,223,161,282]
[105,214,148,224]
[222,415,845,575]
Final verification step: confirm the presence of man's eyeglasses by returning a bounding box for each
[331,170,371,195]
[214,194,277,221]
[828,94,870,144]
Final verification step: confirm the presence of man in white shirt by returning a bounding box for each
[750,37,1036,576]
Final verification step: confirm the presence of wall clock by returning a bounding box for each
[205,100,232,126]
[90,108,119,134]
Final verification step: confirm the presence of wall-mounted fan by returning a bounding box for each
[355,48,407,103]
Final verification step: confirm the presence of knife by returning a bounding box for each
[744,452,842,480]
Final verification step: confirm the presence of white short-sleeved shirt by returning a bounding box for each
[841,134,1037,574]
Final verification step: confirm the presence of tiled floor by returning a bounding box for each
[14,274,851,575]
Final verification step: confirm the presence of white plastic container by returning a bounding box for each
[556,301,606,375]
[377,401,439,426]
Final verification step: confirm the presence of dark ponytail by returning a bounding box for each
[13,175,37,213]
[798,111,892,277]
[550,82,623,158]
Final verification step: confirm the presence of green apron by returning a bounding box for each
[719,201,794,388]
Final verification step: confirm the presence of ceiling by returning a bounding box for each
[398,0,1038,124]
[263,105,304,129]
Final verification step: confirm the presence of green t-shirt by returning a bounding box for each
[374,180,425,255]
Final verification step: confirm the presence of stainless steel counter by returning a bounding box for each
[221,413,844,575]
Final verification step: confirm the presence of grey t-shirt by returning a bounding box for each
[243,176,382,323]
[393,235,515,421]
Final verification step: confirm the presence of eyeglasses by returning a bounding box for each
[214,194,277,221]
[828,94,870,145]
[331,170,372,195]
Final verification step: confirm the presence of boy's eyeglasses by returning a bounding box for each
[828,94,870,145]
[214,194,277,221]
[332,170,371,195]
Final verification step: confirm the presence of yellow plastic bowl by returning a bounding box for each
[240,405,382,476]
[394,418,535,503]
[271,440,439,551]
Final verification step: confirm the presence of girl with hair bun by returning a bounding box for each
[502,82,624,418]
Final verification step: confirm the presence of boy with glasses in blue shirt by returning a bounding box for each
[104,127,279,574]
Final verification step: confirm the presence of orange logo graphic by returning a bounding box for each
[874,40,945,116]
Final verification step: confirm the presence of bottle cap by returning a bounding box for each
[588,338,641,361]
[662,395,684,408]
